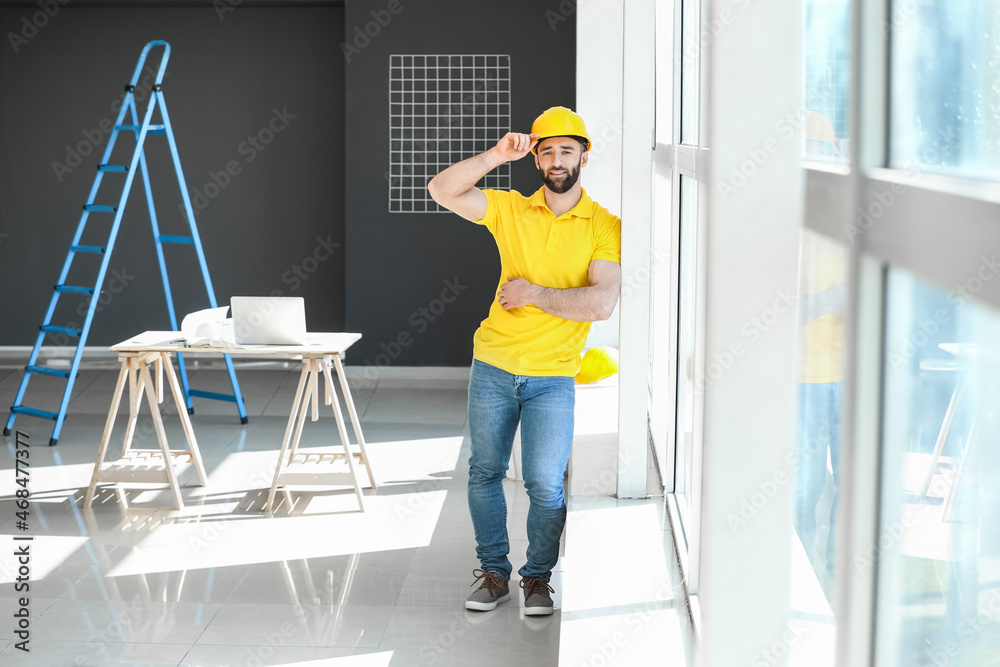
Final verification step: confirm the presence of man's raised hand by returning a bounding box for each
[494,132,540,162]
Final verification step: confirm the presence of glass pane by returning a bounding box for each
[789,230,847,666]
[803,0,851,161]
[674,175,698,527]
[879,268,1000,665]
[890,2,1000,178]
[680,0,699,145]
[655,0,673,146]
[650,153,673,485]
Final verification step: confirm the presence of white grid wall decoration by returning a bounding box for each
[388,54,511,213]
[804,54,849,142]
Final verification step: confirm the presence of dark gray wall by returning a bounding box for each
[344,0,576,367]
[0,6,345,345]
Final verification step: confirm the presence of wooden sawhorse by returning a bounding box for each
[84,349,207,510]
[266,353,376,513]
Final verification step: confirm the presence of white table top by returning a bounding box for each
[111,331,362,356]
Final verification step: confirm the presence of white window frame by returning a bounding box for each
[806,0,1000,665]
[617,0,656,499]
[650,0,711,606]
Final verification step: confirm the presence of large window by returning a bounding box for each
[798,0,1000,664]
[890,2,1000,178]
[789,4,852,662]
[647,0,1000,663]
[651,0,703,573]
[803,0,851,161]
[680,0,699,145]
[793,231,847,596]
[789,230,847,666]
[674,175,699,532]
[877,269,1000,666]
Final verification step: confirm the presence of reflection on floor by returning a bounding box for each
[0,364,561,666]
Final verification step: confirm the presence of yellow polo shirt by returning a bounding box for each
[799,233,845,384]
[472,186,621,377]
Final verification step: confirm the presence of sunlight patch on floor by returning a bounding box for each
[561,504,674,612]
[271,653,394,667]
[107,490,447,576]
[559,608,683,666]
[0,534,89,584]
[0,462,95,497]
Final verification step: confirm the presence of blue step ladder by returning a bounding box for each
[3,40,248,446]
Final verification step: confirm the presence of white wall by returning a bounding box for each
[696,0,802,664]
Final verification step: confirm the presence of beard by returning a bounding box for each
[541,159,582,194]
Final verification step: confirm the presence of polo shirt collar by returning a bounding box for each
[529,186,595,219]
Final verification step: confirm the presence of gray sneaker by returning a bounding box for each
[466,569,511,611]
[520,577,555,616]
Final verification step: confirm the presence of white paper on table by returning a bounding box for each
[180,307,235,347]
[126,331,186,346]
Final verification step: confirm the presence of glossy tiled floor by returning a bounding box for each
[0,362,561,666]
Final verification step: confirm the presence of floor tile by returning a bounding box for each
[197,602,393,648]
[0,640,191,666]
[377,646,555,667]
[2,368,104,418]
[0,596,59,622]
[379,604,559,652]
[351,421,466,444]
[0,367,16,389]
[183,368,284,418]
[0,500,157,544]
[180,644,356,666]
[395,572,478,610]
[31,598,222,644]
[0,533,124,600]
[68,562,252,604]
[405,544,480,577]
[0,371,637,666]
[362,389,468,426]
[68,369,130,415]
[373,373,469,391]
[226,554,409,607]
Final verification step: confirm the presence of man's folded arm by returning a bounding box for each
[529,259,622,322]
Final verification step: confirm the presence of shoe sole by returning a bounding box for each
[466,592,511,611]
[523,605,554,616]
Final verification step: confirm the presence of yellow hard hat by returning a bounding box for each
[530,106,591,154]
[575,346,619,384]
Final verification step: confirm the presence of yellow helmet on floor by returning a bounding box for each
[530,106,591,154]
[575,346,619,384]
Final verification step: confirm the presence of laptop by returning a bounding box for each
[231,296,307,345]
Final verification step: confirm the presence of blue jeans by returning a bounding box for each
[793,381,842,580]
[467,359,576,582]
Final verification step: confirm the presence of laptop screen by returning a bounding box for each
[231,296,307,345]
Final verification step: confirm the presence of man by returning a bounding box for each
[794,229,845,600]
[427,106,622,616]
